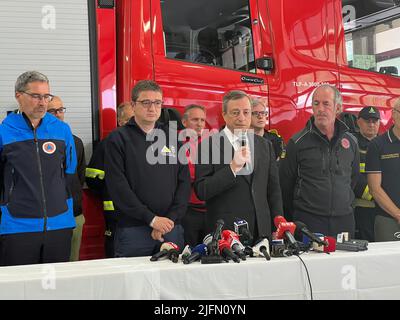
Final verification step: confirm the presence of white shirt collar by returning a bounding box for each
[223,127,248,151]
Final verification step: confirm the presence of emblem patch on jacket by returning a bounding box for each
[161,145,176,157]
[341,138,350,149]
[42,141,57,154]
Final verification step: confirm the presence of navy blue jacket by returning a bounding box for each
[0,113,77,234]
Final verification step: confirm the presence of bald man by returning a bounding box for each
[48,96,86,261]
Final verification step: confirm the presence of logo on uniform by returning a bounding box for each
[42,142,56,154]
[341,138,350,149]
[161,145,176,157]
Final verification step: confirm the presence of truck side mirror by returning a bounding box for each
[379,66,398,76]
[256,57,274,71]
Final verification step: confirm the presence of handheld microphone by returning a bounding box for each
[150,242,179,262]
[252,238,271,261]
[218,240,240,263]
[239,131,247,147]
[183,244,207,264]
[274,216,300,253]
[294,221,329,247]
[222,230,246,260]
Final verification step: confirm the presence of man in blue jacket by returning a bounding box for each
[0,71,77,266]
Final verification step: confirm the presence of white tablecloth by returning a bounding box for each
[0,242,399,300]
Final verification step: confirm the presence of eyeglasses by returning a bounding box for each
[227,109,252,117]
[135,99,163,109]
[251,111,268,117]
[47,107,66,115]
[21,91,54,102]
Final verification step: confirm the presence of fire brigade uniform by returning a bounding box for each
[353,131,377,242]
[263,129,285,161]
[85,139,117,258]
[366,127,400,241]
[0,112,77,266]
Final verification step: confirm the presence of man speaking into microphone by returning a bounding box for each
[194,90,283,242]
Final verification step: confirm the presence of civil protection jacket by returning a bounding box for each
[280,117,360,220]
[0,113,77,235]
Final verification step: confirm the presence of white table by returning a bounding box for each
[0,242,399,300]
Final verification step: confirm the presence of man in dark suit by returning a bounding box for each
[194,90,283,242]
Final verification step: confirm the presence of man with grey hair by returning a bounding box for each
[195,90,283,242]
[280,84,360,237]
[0,71,77,266]
[250,98,285,161]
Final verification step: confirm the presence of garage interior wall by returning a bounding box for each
[0,0,93,157]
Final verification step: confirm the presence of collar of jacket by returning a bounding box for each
[3,112,58,131]
[125,117,165,136]
[306,116,349,140]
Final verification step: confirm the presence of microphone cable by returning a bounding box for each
[294,253,313,300]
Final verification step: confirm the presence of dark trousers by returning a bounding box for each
[355,206,376,242]
[182,207,207,247]
[104,213,117,258]
[293,211,355,239]
[0,229,72,267]
[114,224,184,257]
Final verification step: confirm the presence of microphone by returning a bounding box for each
[252,238,271,261]
[274,216,300,253]
[212,219,224,242]
[222,230,246,260]
[234,218,253,246]
[218,240,240,263]
[294,221,329,247]
[180,245,192,261]
[239,131,247,147]
[183,244,207,264]
[150,242,179,262]
[168,248,180,263]
[244,246,254,257]
[208,219,224,256]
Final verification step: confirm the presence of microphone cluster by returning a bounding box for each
[150,216,361,264]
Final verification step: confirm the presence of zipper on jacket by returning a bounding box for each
[8,167,15,199]
[34,128,48,232]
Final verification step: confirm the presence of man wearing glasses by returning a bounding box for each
[366,99,400,241]
[48,96,86,261]
[250,98,285,161]
[104,80,190,257]
[0,71,77,266]
[195,90,283,242]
